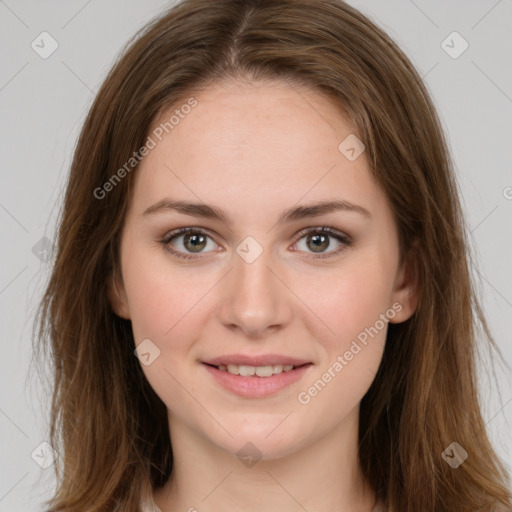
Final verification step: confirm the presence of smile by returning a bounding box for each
[213,363,297,377]
[202,361,313,398]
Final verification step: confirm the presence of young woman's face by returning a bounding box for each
[111,79,416,460]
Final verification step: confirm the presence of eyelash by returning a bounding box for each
[160,226,352,261]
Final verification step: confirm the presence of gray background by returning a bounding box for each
[0,0,511,510]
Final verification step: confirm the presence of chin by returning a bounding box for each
[206,417,312,463]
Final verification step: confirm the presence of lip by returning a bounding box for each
[202,354,311,367]
[202,357,313,398]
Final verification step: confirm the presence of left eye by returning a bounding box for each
[160,226,351,260]
[293,227,351,258]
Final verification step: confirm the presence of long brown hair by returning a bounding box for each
[33,0,512,510]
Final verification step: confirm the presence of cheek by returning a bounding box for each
[121,244,216,369]
[291,252,394,408]
[121,248,206,411]
[124,272,172,342]
[294,272,388,415]
[298,256,394,347]
[121,244,187,343]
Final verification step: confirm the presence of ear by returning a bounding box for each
[388,242,419,324]
[107,268,131,319]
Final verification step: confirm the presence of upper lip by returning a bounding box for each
[202,354,312,367]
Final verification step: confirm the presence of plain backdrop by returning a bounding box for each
[0,0,511,510]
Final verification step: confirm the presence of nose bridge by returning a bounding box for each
[217,237,290,336]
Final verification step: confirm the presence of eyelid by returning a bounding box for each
[293,225,350,242]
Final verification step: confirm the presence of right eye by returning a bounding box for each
[160,227,221,260]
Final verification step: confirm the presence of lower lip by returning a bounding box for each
[202,363,313,398]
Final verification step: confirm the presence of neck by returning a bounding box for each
[153,406,377,512]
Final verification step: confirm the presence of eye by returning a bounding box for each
[160,227,220,260]
[292,227,352,259]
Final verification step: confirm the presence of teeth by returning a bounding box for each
[218,364,296,377]
[239,365,255,377]
[256,366,273,377]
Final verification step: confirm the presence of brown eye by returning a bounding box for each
[182,232,207,253]
[306,233,330,253]
[161,228,219,260]
[294,227,352,259]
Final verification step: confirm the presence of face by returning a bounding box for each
[110,79,417,460]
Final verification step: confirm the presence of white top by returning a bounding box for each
[140,496,162,512]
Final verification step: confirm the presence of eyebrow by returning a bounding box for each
[142,198,372,224]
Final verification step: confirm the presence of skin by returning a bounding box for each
[109,79,418,512]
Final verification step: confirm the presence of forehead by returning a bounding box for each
[129,79,385,221]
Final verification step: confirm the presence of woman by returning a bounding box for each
[34,0,512,510]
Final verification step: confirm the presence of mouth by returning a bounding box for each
[201,354,313,397]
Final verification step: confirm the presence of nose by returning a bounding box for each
[216,243,292,339]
